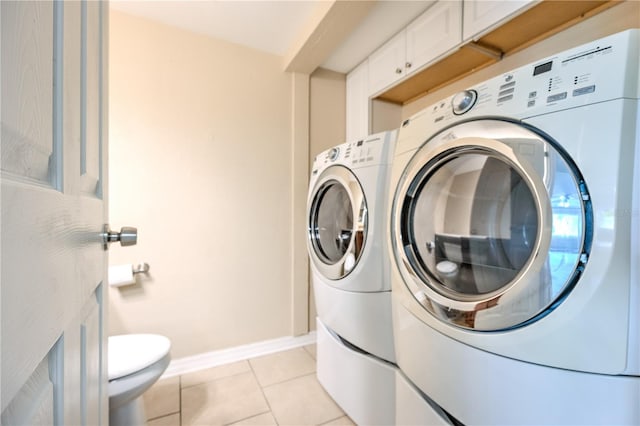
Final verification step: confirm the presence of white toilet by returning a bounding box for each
[108,334,171,426]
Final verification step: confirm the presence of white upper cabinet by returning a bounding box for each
[368,30,406,96]
[463,0,536,41]
[368,0,462,96]
[346,60,370,141]
[405,0,462,74]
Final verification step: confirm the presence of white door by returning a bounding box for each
[2,1,109,424]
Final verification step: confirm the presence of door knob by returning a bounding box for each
[103,225,137,250]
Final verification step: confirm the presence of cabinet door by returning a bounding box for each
[463,0,535,41]
[346,60,370,141]
[368,30,406,96]
[406,0,462,75]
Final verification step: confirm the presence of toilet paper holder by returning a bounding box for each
[133,263,150,275]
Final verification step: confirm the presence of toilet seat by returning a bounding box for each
[108,334,171,380]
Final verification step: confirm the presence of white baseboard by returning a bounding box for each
[162,331,318,379]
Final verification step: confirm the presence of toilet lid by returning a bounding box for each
[108,334,171,380]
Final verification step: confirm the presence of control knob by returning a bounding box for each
[328,147,340,161]
[452,90,477,115]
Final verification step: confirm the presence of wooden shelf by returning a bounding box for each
[376,0,621,105]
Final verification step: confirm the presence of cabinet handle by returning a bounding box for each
[406,62,412,69]
[395,67,403,74]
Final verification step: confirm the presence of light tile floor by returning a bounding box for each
[143,345,355,426]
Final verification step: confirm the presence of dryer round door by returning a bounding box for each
[308,165,367,280]
[391,119,593,331]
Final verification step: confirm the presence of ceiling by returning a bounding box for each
[109,0,434,74]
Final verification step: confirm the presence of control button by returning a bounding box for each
[500,81,516,90]
[547,92,568,103]
[498,87,515,97]
[328,147,339,161]
[452,90,477,115]
[527,100,536,108]
[529,91,537,99]
[573,85,596,97]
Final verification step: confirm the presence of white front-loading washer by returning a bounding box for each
[388,30,640,424]
[309,130,450,425]
[308,131,397,363]
[307,131,398,425]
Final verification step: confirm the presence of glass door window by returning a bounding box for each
[309,166,367,280]
[312,181,354,264]
[409,153,538,296]
[393,119,591,330]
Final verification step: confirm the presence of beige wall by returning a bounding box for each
[291,73,311,336]
[371,99,402,134]
[108,10,296,358]
[309,68,346,162]
[402,1,640,118]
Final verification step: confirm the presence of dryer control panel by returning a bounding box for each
[311,130,397,176]
[397,29,639,155]
[344,135,386,166]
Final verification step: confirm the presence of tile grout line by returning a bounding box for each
[255,347,318,389]
[151,344,323,425]
[248,356,280,426]
[260,371,318,391]
[179,364,253,390]
[145,376,183,423]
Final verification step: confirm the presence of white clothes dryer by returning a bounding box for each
[388,30,640,424]
[308,131,409,425]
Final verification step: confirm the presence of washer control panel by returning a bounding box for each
[402,30,638,134]
[344,136,384,166]
[311,130,397,176]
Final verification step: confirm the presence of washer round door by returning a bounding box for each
[391,119,593,331]
[308,165,367,280]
